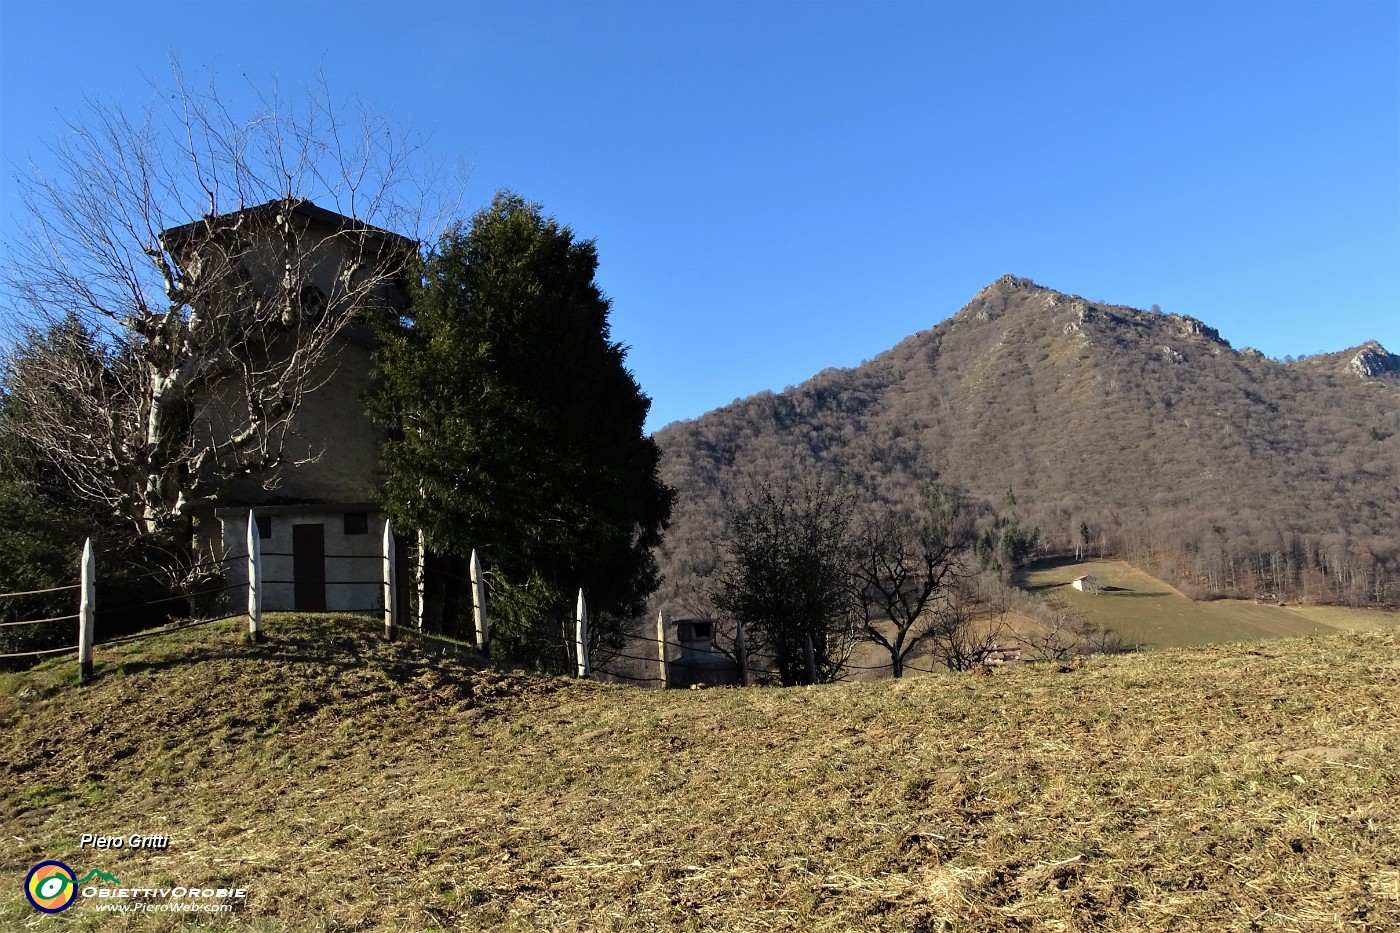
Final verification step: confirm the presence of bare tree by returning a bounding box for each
[923,583,1007,672]
[850,485,972,677]
[1015,597,1083,663]
[1015,596,1131,663]
[2,64,452,563]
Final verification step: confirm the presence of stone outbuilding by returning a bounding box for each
[1071,574,1102,593]
[668,619,740,688]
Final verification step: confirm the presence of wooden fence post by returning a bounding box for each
[78,538,94,685]
[416,528,427,632]
[246,510,263,642]
[470,549,489,655]
[575,589,590,678]
[736,620,750,687]
[655,610,669,689]
[803,631,817,685]
[382,521,397,642]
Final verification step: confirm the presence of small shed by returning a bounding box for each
[669,619,739,688]
[1071,574,1101,594]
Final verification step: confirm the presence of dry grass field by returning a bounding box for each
[3,614,1398,931]
[1017,559,1400,650]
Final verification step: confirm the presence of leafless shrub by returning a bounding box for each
[1017,596,1132,662]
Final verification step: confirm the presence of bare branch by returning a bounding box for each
[2,63,456,557]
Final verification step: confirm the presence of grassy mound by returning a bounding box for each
[3,615,1398,930]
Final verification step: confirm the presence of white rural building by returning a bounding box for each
[165,199,413,615]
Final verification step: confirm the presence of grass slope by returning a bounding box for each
[1018,559,1400,649]
[3,615,1398,931]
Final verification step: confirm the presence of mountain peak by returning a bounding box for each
[955,277,1232,359]
[993,272,1039,290]
[973,274,1043,300]
[653,277,1400,613]
[1349,341,1399,378]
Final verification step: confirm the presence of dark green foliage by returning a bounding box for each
[371,192,674,665]
[712,477,856,686]
[484,573,569,669]
[1,326,209,665]
[0,444,79,660]
[1,370,83,660]
[0,441,184,663]
[975,510,1040,578]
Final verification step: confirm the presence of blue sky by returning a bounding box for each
[2,1,1396,431]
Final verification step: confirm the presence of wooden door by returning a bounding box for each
[292,523,327,612]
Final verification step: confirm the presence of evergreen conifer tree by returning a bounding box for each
[372,191,674,664]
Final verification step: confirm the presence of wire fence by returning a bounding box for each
[588,626,983,687]
[0,585,245,662]
[97,581,242,617]
[0,583,83,599]
[114,552,241,586]
[258,552,387,560]
[95,612,245,648]
[2,529,988,689]
[0,569,85,660]
[0,613,80,628]
[0,644,81,660]
[592,633,799,687]
[2,532,462,678]
[0,623,79,657]
[260,580,385,587]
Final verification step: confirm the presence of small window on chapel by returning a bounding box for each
[255,516,272,539]
[343,512,369,536]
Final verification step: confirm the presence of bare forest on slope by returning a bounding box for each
[654,276,1400,614]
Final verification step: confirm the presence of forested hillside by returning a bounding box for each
[654,275,1400,611]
